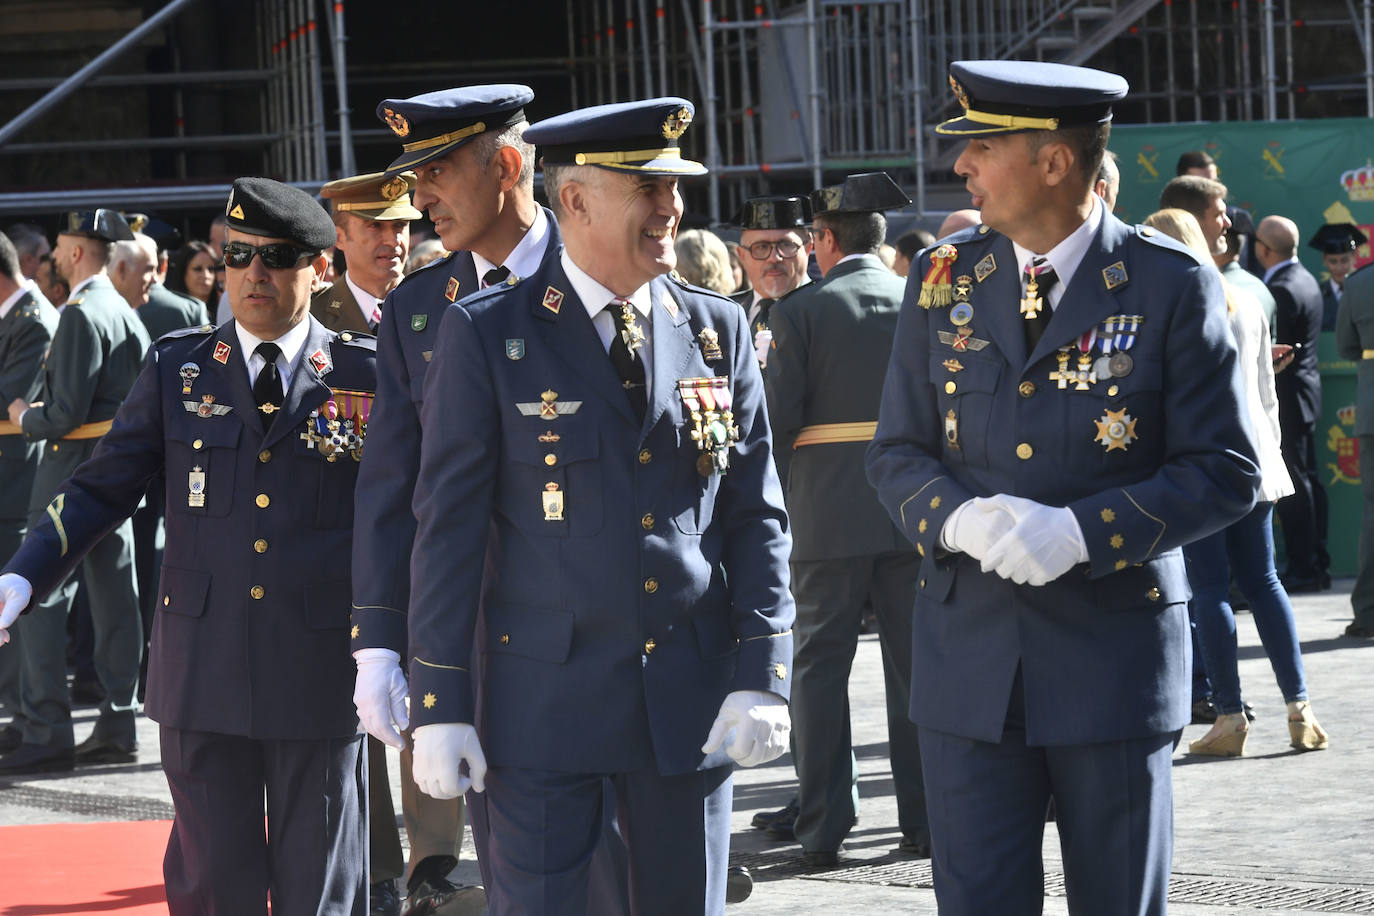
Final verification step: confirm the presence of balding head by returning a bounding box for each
[937,209,981,238]
[1256,216,1298,259]
[110,231,159,308]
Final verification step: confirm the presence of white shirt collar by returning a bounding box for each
[1262,256,1299,285]
[561,249,652,321]
[0,283,27,320]
[473,208,551,286]
[837,252,880,268]
[1011,193,1104,309]
[343,272,377,321]
[235,316,311,392]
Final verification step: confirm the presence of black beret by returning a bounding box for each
[224,177,335,251]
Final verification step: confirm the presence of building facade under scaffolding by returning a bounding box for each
[3,0,1374,234]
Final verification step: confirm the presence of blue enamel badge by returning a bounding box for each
[505,338,525,360]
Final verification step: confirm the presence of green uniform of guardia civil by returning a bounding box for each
[138,284,210,342]
[0,286,59,720]
[1336,262,1374,629]
[765,253,927,854]
[13,273,149,752]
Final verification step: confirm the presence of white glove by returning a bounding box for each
[701,689,790,767]
[939,496,1024,560]
[0,573,33,648]
[753,328,773,368]
[352,648,409,750]
[981,501,1088,586]
[412,722,487,799]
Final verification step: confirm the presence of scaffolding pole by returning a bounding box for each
[0,0,205,149]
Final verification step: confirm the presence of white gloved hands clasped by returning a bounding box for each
[939,495,1037,561]
[701,689,790,767]
[352,648,409,750]
[412,722,487,799]
[979,498,1088,586]
[0,573,33,648]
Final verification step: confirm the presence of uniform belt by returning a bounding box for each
[1363,349,1374,359]
[63,420,114,440]
[793,421,878,448]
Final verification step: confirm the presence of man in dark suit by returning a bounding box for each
[1,209,148,775]
[1257,214,1330,592]
[0,232,58,751]
[731,196,813,373]
[866,61,1259,914]
[311,171,420,340]
[1309,222,1366,332]
[765,172,929,866]
[402,97,794,915]
[0,178,371,915]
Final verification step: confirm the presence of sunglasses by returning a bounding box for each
[745,239,805,260]
[222,241,319,270]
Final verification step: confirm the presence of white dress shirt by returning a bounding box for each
[235,317,311,395]
[561,250,654,399]
[1011,193,1105,310]
[474,208,550,287]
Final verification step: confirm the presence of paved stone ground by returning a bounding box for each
[3,580,1373,913]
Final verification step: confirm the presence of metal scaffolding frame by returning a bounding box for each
[0,0,350,214]
[4,0,1374,217]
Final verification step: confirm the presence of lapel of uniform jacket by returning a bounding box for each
[644,276,696,435]
[207,320,262,435]
[959,234,1027,369]
[263,316,333,449]
[1026,215,1132,369]
[532,256,637,428]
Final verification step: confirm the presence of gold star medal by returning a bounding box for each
[1094,408,1138,451]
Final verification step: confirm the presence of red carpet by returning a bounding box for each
[0,820,169,915]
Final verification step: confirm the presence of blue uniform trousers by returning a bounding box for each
[481,764,731,916]
[160,726,366,916]
[919,670,1178,916]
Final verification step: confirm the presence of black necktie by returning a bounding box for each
[482,266,510,288]
[754,298,775,333]
[253,342,284,416]
[1022,259,1057,354]
[606,299,647,422]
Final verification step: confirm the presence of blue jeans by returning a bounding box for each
[1183,502,1309,714]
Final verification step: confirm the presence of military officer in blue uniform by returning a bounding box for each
[1,208,148,775]
[403,98,794,915]
[865,62,1260,914]
[348,85,570,914]
[1310,221,1367,332]
[0,179,372,915]
[765,172,930,865]
[0,233,58,749]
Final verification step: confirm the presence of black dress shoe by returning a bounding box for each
[1344,622,1374,638]
[801,848,841,869]
[751,796,798,830]
[0,725,22,754]
[898,831,932,857]
[401,875,485,916]
[726,865,753,904]
[69,678,106,706]
[74,734,138,765]
[765,812,796,840]
[1281,574,1325,594]
[1190,697,1218,725]
[370,879,400,916]
[0,742,75,775]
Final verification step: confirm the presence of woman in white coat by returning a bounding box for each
[1145,208,1328,758]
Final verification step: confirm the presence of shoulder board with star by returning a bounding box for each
[154,323,217,345]
[332,329,378,350]
[390,249,458,293]
[1133,224,1202,261]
